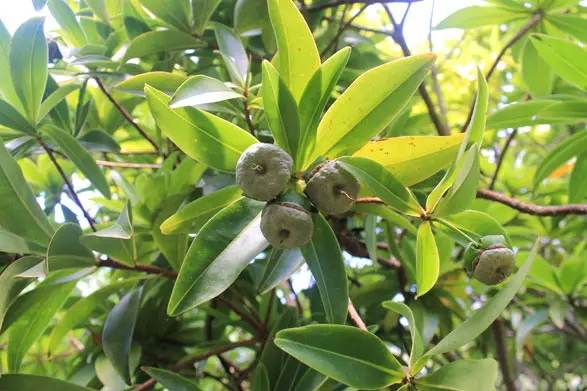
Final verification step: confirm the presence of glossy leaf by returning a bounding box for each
[435,6,526,29]
[114,72,187,96]
[353,134,464,186]
[144,367,203,391]
[414,359,498,391]
[569,153,587,203]
[102,287,143,383]
[531,34,587,89]
[214,23,249,86]
[308,54,435,166]
[337,156,422,215]
[259,248,304,294]
[170,75,242,108]
[10,17,48,121]
[153,196,188,271]
[262,60,301,161]
[534,131,587,189]
[0,227,32,254]
[485,100,563,129]
[137,0,191,32]
[381,301,423,368]
[251,363,271,391]
[0,99,36,135]
[301,214,348,324]
[0,21,24,113]
[123,30,204,61]
[365,215,377,263]
[268,0,321,101]
[0,256,41,331]
[47,223,95,271]
[0,139,54,245]
[353,203,417,234]
[275,325,404,389]
[293,369,328,391]
[0,375,94,391]
[259,308,297,387]
[38,84,80,122]
[415,221,439,298]
[192,0,221,35]
[48,0,88,47]
[168,197,268,315]
[441,210,511,247]
[44,125,111,198]
[145,86,257,172]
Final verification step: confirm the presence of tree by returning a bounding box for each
[0,0,585,389]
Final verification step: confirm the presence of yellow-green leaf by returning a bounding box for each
[416,221,439,298]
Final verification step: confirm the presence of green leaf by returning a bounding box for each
[235,0,268,36]
[534,131,587,189]
[415,221,439,298]
[10,17,48,122]
[440,210,511,247]
[123,0,151,40]
[0,139,54,245]
[337,156,422,215]
[44,125,111,198]
[103,287,142,383]
[192,0,221,36]
[153,196,188,271]
[274,356,306,391]
[537,100,587,122]
[95,355,128,391]
[262,60,301,161]
[170,75,242,108]
[414,359,498,391]
[259,248,305,294]
[307,54,435,166]
[267,0,320,101]
[81,202,136,265]
[48,0,88,47]
[79,128,121,153]
[0,21,25,113]
[144,367,203,391]
[569,153,587,203]
[381,301,423,369]
[531,34,587,90]
[275,325,404,390]
[485,100,563,129]
[353,203,417,234]
[515,310,548,351]
[547,14,587,42]
[0,375,94,391]
[259,308,297,387]
[214,23,249,86]
[298,47,351,168]
[415,242,538,371]
[146,86,257,172]
[251,363,271,391]
[47,223,95,271]
[114,72,187,96]
[521,39,553,98]
[0,256,41,331]
[37,84,79,123]
[123,30,204,61]
[137,0,191,32]
[0,99,37,135]
[293,369,328,391]
[435,6,526,29]
[0,227,32,253]
[168,197,267,315]
[301,214,348,324]
[6,278,77,372]
[365,215,377,264]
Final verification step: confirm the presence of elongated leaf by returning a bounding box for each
[38,84,79,122]
[138,0,191,32]
[0,375,94,391]
[337,157,422,215]
[365,215,377,264]
[415,221,439,298]
[0,227,32,253]
[569,153,587,203]
[299,47,351,167]
[275,325,404,390]
[273,356,306,391]
[381,301,423,368]
[547,14,587,42]
[123,0,150,40]
[115,72,187,96]
[144,367,203,391]
[103,287,142,383]
[531,34,587,89]
[521,39,553,98]
[534,131,587,189]
[48,0,88,47]
[293,369,328,391]
[353,203,417,234]
[307,54,435,166]
[153,196,188,271]
[251,363,271,391]
[515,310,549,351]
[0,21,24,113]
[486,100,562,129]
[47,223,95,272]
[214,23,249,86]
[441,210,511,247]
[168,197,268,315]
[435,6,526,29]
[268,0,320,101]
[262,61,301,160]
[259,308,297,387]
[124,30,204,61]
[192,0,221,35]
[259,248,304,294]
[353,134,464,186]
[170,75,242,108]
[0,100,36,135]
[414,359,498,391]
[86,0,109,23]
[415,242,538,371]
[44,125,110,198]
[0,139,54,245]
[301,214,348,324]
[0,256,41,331]
[146,86,257,172]
[538,101,587,122]
[10,17,48,121]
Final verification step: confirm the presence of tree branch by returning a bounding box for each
[492,318,518,391]
[216,296,267,336]
[488,128,518,190]
[348,298,368,331]
[308,0,423,12]
[98,257,178,279]
[321,3,369,57]
[94,77,159,152]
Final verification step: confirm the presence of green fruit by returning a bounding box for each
[236,143,293,201]
[260,202,313,249]
[471,246,515,285]
[304,160,360,215]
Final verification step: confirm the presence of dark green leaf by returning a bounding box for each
[0,256,41,330]
[414,359,498,391]
[143,367,203,391]
[381,301,423,368]
[259,248,304,294]
[0,99,36,135]
[0,21,24,113]
[0,375,94,391]
[47,223,95,271]
[192,0,221,35]
[137,0,191,32]
[251,363,271,391]
[534,131,587,189]
[123,30,204,61]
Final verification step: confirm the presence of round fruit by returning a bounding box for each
[260,202,313,249]
[236,143,293,201]
[471,246,515,285]
[304,160,360,215]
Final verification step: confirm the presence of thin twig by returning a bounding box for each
[287,278,303,314]
[320,4,370,58]
[98,257,178,279]
[492,319,518,391]
[308,0,422,12]
[488,129,518,190]
[94,77,159,152]
[217,296,267,335]
[38,137,97,231]
[348,298,368,331]
[242,89,255,136]
[95,160,162,169]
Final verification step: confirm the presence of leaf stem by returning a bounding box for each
[433,218,479,246]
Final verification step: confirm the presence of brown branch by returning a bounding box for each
[492,319,518,391]
[320,3,369,58]
[461,12,543,132]
[98,257,178,279]
[488,129,518,190]
[38,137,97,231]
[287,278,304,314]
[216,296,267,336]
[173,339,259,370]
[94,77,159,152]
[477,189,587,216]
[308,0,423,12]
[348,298,368,331]
[95,160,162,169]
